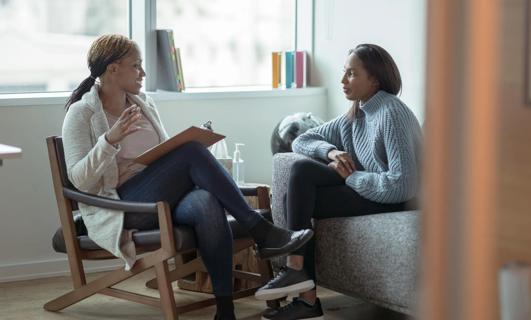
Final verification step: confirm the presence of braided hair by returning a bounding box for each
[65,34,135,110]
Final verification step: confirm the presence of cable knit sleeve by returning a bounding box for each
[345,105,421,203]
[292,115,346,162]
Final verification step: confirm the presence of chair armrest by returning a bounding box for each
[271,153,309,227]
[63,187,176,254]
[64,186,266,213]
[63,188,158,213]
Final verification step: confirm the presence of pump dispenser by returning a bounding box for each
[232,143,245,185]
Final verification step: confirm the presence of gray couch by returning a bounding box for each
[271,153,419,315]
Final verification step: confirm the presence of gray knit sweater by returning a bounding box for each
[292,90,422,204]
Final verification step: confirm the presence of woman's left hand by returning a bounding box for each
[328,160,353,179]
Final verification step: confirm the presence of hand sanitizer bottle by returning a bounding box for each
[232,143,245,185]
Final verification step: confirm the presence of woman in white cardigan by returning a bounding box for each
[62,34,313,320]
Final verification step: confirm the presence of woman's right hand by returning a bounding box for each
[105,104,142,145]
[327,149,356,174]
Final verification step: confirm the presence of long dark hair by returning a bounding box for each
[65,34,135,110]
[347,44,402,119]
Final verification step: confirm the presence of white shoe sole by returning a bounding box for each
[254,279,315,301]
[261,315,324,320]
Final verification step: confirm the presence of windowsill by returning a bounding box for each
[0,86,326,107]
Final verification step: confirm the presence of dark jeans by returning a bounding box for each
[117,141,262,296]
[286,158,409,280]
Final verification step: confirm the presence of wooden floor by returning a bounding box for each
[0,269,410,320]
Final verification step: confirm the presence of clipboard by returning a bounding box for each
[134,126,225,165]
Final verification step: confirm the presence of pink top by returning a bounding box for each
[105,111,160,186]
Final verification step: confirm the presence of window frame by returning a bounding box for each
[130,0,313,91]
[0,0,314,104]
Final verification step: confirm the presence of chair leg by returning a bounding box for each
[44,251,170,312]
[146,240,252,290]
[155,260,179,320]
[43,265,140,311]
[146,254,206,289]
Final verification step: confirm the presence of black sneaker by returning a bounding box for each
[261,297,324,320]
[256,228,314,260]
[255,267,315,301]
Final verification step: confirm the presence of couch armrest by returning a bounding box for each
[271,153,309,228]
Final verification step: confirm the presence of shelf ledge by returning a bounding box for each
[0,86,326,107]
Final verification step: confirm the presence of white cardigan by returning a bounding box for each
[62,84,169,269]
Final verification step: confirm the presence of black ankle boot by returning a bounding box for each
[249,219,314,259]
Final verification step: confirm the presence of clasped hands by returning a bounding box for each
[327,149,356,179]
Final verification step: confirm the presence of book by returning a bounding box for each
[167,32,182,91]
[272,52,281,88]
[285,51,294,89]
[135,126,225,165]
[280,51,285,88]
[295,51,307,88]
[172,46,182,92]
[156,29,181,91]
[175,47,185,91]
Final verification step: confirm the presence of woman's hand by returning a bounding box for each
[328,160,352,179]
[105,104,142,145]
[327,149,356,176]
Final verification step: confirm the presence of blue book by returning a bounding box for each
[285,51,294,89]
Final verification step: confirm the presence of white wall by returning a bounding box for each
[311,0,426,122]
[0,90,326,282]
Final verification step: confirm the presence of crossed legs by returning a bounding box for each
[256,158,407,319]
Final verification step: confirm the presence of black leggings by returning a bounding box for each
[286,158,409,280]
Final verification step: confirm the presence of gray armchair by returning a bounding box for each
[271,152,419,315]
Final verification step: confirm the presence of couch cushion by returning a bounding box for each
[314,210,419,315]
[52,209,271,253]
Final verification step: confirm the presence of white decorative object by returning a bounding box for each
[210,138,232,175]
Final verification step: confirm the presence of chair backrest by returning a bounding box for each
[53,137,70,186]
[46,136,79,211]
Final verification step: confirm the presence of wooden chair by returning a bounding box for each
[44,136,276,319]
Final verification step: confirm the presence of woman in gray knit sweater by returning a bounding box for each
[255,44,422,320]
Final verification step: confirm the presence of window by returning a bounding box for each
[0,0,128,94]
[0,0,302,95]
[156,0,295,88]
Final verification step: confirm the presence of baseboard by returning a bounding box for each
[0,258,123,283]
